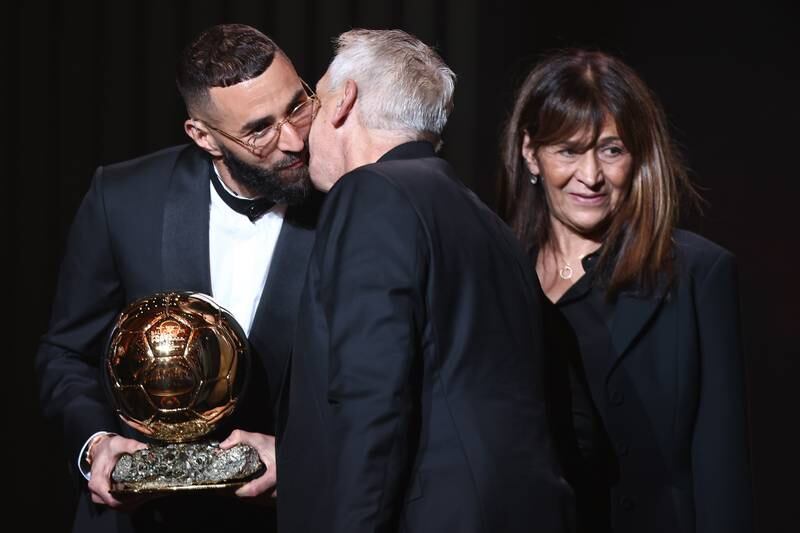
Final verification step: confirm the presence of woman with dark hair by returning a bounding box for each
[498,50,753,533]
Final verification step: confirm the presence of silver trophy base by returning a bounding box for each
[110,441,265,497]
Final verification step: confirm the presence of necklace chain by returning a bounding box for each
[545,243,597,283]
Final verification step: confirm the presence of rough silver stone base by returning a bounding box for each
[111,441,264,494]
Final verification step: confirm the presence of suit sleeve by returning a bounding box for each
[692,251,754,532]
[35,167,125,479]
[317,170,425,533]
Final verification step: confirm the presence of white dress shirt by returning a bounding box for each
[208,167,286,334]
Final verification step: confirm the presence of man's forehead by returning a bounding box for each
[207,59,302,126]
[210,58,299,100]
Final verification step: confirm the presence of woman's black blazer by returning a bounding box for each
[549,229,753,533]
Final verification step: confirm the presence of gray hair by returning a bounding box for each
[328,29,456,141]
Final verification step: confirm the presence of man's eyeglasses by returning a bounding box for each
[203,79,319,157]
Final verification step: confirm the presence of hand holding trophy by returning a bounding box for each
[104,292,264,496]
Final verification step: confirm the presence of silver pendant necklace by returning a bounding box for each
[558,263,574,280]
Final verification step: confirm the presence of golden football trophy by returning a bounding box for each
[104,292,264,496]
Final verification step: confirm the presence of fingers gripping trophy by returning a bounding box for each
[104,292,264,496]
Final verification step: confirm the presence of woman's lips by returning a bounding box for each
[569,192,607,205]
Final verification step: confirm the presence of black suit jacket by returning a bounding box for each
[277,142,573,533]
[547,230,753,533]
[35,144,319,533]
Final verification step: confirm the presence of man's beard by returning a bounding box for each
[220,145,312,206]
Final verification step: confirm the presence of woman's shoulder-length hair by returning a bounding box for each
[498,49,699,297]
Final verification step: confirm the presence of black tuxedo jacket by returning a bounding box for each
[546,230,753,533]
[35,144,319,532]
[277,142,573,533]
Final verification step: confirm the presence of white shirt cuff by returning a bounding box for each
[77,431,115,481]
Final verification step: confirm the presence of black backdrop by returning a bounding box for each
[14,1,799,531]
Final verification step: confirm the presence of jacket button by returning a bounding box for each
[620,495,635,511]
[610,390,624,405]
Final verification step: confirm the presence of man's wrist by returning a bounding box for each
[77,431,116,480]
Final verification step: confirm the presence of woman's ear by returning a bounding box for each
[521,132,540,176]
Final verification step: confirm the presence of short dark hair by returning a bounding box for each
[498,49,698,296]
[176,24,278,116]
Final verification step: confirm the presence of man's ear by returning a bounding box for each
[330,79,357,128]
[185,119,222,157]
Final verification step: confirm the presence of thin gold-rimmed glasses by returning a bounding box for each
[204,79,319,157]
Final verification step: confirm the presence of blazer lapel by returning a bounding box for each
[161,146,213,295]
[606,275,670,378]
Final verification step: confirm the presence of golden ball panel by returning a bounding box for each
[108,331,152,387]
[142,358,198,411]
[114,385,159,424]
[176,295,222,327]
[146,318,191,358]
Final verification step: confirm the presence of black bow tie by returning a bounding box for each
[210,172,274,222]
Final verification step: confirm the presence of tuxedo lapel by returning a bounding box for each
[248,195,320,406]
[161,146,213,295]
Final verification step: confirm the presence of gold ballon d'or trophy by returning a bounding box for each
[104,292,264,497]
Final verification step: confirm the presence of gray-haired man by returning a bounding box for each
[276,29,573,533]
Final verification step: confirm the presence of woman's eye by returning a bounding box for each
[599,145,626,159]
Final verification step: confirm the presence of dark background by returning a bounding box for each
[15,1,798,531]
